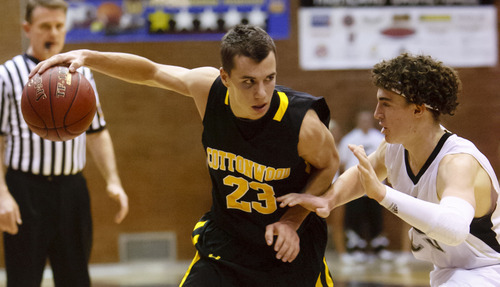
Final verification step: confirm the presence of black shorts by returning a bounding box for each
[3,169,92,287]
[180,213,334,287]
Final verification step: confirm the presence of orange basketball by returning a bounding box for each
[21,66,97,141]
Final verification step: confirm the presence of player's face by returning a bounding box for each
[374,88,416,144]
[23,6,67,61]
[221,52,277,120]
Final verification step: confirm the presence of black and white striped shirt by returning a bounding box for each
[0,54,106,176]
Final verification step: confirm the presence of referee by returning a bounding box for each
[0,1,128,286]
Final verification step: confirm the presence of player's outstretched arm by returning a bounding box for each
[277,193,331,218]
[278,140,388,217]
[30,50,220,116]
[351,144,481,246]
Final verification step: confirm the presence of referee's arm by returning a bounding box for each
[87,130,129,223]
[0,135,22,234]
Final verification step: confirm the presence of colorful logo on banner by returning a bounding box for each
[66,0,289,43]
[297,2,497,70]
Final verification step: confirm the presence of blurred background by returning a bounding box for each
[0,0,498,276]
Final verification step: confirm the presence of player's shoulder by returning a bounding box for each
[190,66,220,83]
[189,67,220,92]
[439,152,480,171]
[276,85,318,103]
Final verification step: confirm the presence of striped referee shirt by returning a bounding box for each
[0,54,106,176]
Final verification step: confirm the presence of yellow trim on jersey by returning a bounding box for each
[191,220,207,245]
[273,91,288,122]
[179,251,201,286]
[192,234,200,245]
[209,254,221,260]
[315,257,334,286]
[324,257,334,286]
[224,91,288,122]
[193,220,207,231]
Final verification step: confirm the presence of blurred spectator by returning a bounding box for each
[336,110,391,263]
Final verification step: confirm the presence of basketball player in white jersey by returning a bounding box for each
[279,53,500,286]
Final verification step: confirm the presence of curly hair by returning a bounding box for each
[372,53,461,118]
[220,24,276,75]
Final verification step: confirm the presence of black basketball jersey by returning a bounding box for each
[202,77,330,245]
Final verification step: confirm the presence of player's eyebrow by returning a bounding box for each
[240,72,276,80]
[377,96,392,102]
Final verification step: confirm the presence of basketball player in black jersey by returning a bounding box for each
[32,24,339,286]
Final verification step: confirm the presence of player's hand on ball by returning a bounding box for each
[277,193,331,218]
[265,221,300,263]
[30,49,87,77]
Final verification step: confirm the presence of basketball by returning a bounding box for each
[21,66,97,141]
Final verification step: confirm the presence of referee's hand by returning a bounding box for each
[107,183,128,224]
[0,191,22,235]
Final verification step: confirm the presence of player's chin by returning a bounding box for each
[383,135,396,144]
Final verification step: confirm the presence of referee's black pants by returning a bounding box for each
[3,169,92,287]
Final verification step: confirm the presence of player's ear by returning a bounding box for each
[220,67,229,88]
[414,104,425,117]
[22,21,31,37]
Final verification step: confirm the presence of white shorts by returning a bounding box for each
[430,264,500,287]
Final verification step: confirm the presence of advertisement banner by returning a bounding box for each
[65,0,289,43]
[298,5,497,70]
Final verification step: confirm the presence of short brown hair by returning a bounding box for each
[25,0,68,23]
[220,24,276,75]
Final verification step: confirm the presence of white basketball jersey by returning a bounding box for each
[385,132,500,269]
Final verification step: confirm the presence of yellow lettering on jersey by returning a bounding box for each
[207,147,291,183]
[236,155,245,175]
[253,163,266,182]
[265,167,276,181]
[250,182,277,214]
[243,158,253,178]
[218,150,227,170]
[224,175,252,213]
[225,175,276,214]
[226,153,236,172]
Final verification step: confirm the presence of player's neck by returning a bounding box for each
[405,124,446,173]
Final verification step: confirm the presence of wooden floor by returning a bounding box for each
[0,250,432,287]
